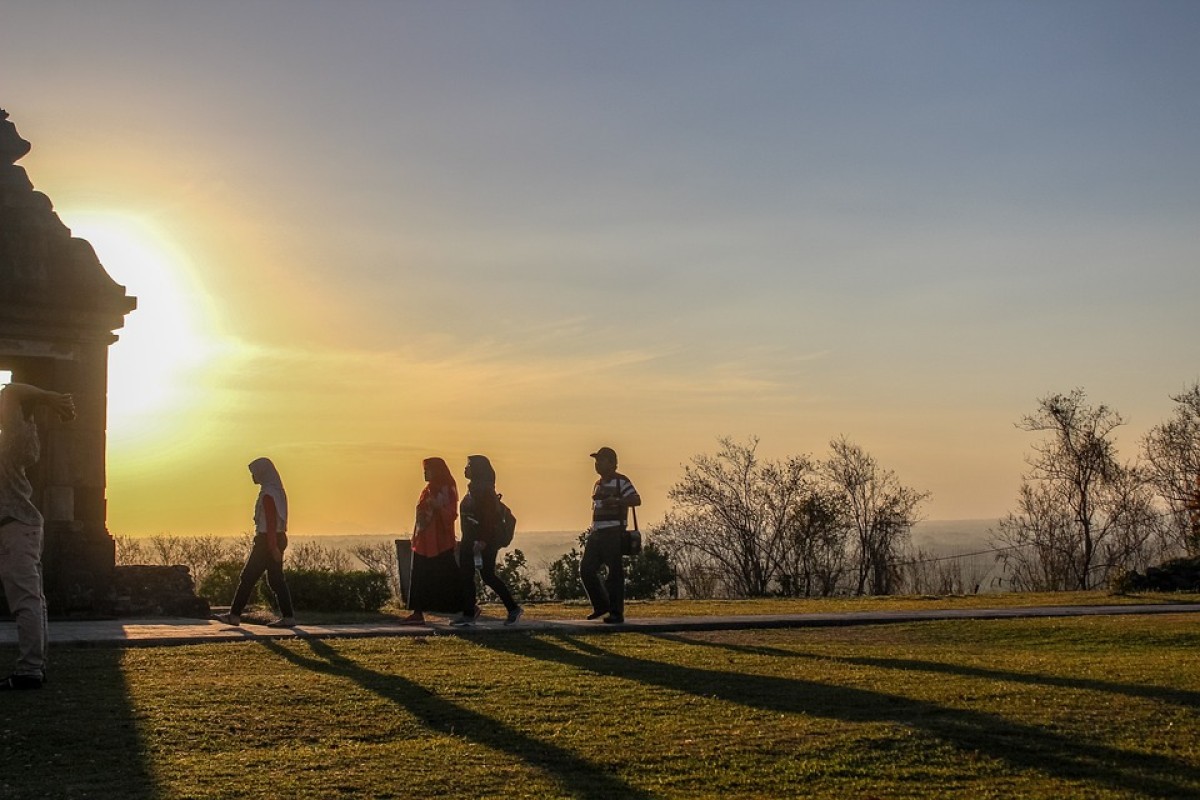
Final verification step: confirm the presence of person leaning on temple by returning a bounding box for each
[0,382,75,690]
[580,446,641,625]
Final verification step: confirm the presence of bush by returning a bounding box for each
[626,541,676,600]
[1122,556,1200,592]
[285,569,392,613]
[196,559,253,606]
[545,533,677,601]
[547,534,587,600]
[482,549,539,603]
[198,561,390,613]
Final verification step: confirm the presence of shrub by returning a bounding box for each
[196,559,256,606]
[1122,556,1200,592]
[546,534,587,601]
[285,569,392,612]
[626,541,676,599]
[477,548,543,603]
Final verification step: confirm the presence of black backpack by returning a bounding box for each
[495,494,517,548]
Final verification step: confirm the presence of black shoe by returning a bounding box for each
[0,674,43,690]
[586,609,609,621]
[602,615,625,625]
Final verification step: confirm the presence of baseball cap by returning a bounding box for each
[589,447,618,462]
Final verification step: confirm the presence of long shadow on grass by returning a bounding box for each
[258,637,654,800]
[650,632,1200,710]
[0,645,158,799]
[472,632,1200,798]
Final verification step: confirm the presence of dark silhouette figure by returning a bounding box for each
[454,455,522,626]
[215,457,295,627]
[0,382,74,690]
[402,457,463,624]
[580,446,640,624]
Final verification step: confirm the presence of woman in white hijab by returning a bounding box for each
[214,457,295,627]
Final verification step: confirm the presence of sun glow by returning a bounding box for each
[65,211,221,449]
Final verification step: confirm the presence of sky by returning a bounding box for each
[2,1,1198,538]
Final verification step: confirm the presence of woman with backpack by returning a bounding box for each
[454,454,523,626]
[401,457,463,625]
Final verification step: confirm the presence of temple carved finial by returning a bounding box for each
[0,108,33,165]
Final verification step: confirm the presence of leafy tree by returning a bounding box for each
[485,548,538,603]
[1143,382,1200,553]
[546,533,588,601]
[822,437,928,595]
[625,540,676,599]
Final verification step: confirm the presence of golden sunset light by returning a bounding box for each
[4,3,1198,541]
[65,211,218,436]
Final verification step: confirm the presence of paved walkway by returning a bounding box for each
[2,603,1198,648]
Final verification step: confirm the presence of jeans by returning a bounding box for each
[231,534,294,617]
[459,539,518,613]
[581,526,624,619]
[0,521,48,677]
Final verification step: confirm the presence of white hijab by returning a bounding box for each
[249,457,288,533]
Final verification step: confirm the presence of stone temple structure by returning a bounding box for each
[0,109,136,614]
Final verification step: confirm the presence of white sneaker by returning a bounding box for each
[214,612,240,626]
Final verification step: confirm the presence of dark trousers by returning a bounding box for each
[460,539,518,613]
[231,534,294,617]
[581,527,624,618]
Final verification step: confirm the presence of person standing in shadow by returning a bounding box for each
[215,457,296,628]
[402,457,463,625]
[0,382,74,690]
[453,454,523,626]
[581,447,641,624]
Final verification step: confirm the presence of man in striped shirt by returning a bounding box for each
[580,447,640,624]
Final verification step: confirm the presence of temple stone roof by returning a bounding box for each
[0,108,136,332]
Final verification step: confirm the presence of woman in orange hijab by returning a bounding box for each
[402,457,463,624]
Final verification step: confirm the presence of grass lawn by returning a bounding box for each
[2,608,1200,798]
[271,590,1200,627]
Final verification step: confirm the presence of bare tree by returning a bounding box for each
[822,437,928,595]
[994,482,1080,591]
[899,547,993,596]
[1143,382,1200,553]
[993,389,1168,590]
[147,534,188,567]
[654,437,821,597]
[777,489,850,597]
[655,513,731,598]
[113,535,147,565]
[115,534,241,587]
[287,541,353,572]
[351,542,401,599]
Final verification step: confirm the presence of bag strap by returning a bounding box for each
[631,505,639,532]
